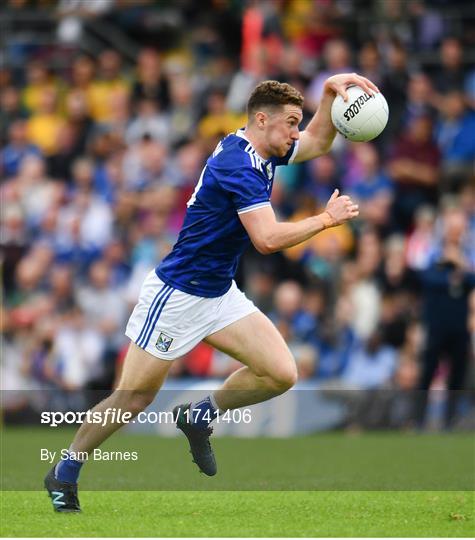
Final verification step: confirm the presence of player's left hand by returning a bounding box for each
[323,73,379,102]
[322,189,359,227]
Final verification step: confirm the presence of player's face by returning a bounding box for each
[265,105,303,158]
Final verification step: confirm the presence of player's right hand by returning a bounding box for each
[322,189,359,227]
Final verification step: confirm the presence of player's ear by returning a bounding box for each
[255,111,267,130]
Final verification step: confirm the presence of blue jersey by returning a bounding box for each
[156,130,298,297]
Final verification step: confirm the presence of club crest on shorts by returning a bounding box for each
[155,332,173,352]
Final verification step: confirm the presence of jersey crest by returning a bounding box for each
[266,162,273,180]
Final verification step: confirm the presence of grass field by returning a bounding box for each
[2,490,474,537]
[1,428,474,536]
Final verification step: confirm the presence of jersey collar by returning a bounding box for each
[235,129,268,162]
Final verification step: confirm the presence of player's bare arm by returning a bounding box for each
[239,189,359,255]
[294,73,380,162]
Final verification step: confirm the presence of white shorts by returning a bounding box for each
[125,271,258,360]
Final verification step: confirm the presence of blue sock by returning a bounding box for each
[55,451,84,484]
[190,395,219,429]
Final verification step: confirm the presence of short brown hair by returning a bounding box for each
[247,80,304,117]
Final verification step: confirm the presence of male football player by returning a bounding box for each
[45,73,377,511]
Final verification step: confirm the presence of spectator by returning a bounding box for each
[350,228,383,341]
[26,88,66,156]
[306,39,354,109]
[48,264,76,314]
[93,152,125,204]
[0,66,12,89]
[380,40,410,145]
[402,73,436,128]
[10,155,63,230]
[431,37,466,94]
[102,238,130,287]
[8,247,50,308]
[1,204,29,295]
[357,41,382,87]
[464,67,475,110]
[126,211,173,299]
[67,55,96,113]
[0,87,28,145]
[269,281,319,377]
[126,98,169,146]
[416,237,475,429]
[405,205,437,271]
[122,138,181,199]
[226,51,268,114]
[344,143,393,231]
[1,120,41,179]
[1,320,34,406]
[198,89,246,149]
[271,46,311,97]
[283,1,339,59]
[303,153,340,204]
[341,328,397,390]
[284,195,354,280]
[167,75,198,146]
[63,90,95,156]
[54,188,113,265]
[131,48,170,110]
[47,122,86,183]
[377,236,418,348]
[410,0,445,52]
[51,307,105,390]
[378,235,418,297]
[387,337,421,429]
[167,141,205,233]
[435,90,475,191]
[23,317,58,387]
[76,259,128,356]
[22,61,61,115]
[88,49,130,124]
[431,203,475,273]
[388,114,440,232]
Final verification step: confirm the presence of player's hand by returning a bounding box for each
[322,189,359,227]
[323,73,379,102]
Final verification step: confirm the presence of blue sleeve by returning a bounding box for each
[216,165,271,214]
[271,140,299,166]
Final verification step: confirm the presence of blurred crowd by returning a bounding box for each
[1,0,475,428]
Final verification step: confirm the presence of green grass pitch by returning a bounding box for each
[1,428,474,537]
[2,490,474,537]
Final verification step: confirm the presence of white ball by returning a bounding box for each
[331,85,389,142]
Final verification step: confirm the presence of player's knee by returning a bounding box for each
[123,390,155,417]
[270,363,298,392]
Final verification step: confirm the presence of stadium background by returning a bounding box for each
[1,0,475,434]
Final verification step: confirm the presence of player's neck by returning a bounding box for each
[242,127,270,160]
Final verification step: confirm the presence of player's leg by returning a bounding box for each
[69,342,172,454]
[170,284,296,477]
[173,310,296,477]
[45,342,172,511]
[204,310,298,410]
